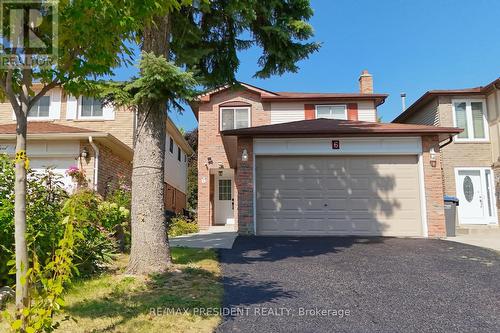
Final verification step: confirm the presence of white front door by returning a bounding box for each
[456,168,497,225]
[215,173,234,225]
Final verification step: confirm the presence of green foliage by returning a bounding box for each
[0,155,68,287]
[61,190,117,277]
[96,52,199,112]
[0,155,15,285]
[0,155,123,285]
[184,128,198,213]
[170,0,320,86]
[2,220,80,333]
[167,215,198,237]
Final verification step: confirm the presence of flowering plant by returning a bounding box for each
[66,165,87,186]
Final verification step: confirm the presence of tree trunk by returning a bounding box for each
[126,15,172,274]
[14,108,29,311]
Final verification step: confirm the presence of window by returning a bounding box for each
[177,146,181,161]
[184,153,187,162]
[315,105,347,120]
[28,96,50,118]
[218,179,232,200]
[452,100,488,141]
[169,137,174,153]
[80,97,103,118]
[220,107,250,131]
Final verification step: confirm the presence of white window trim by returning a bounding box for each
[454,167,498,225]
[77,96,105,120]
[220,107,251,131]
[27,95,51,121]
[315,104,347,120]
[451,99,489,143]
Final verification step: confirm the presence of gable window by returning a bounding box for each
[220,107,250,131]
[169,137,174,153]
[315,105,347,120]
[177,146,181,161]
[80,97,103,118]
[28,96,50,118]
[452,100,488,142]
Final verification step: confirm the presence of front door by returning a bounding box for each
[456,168,497,225]
[215,174,234,225]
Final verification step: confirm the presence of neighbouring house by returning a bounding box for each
[0,86,193,213]
[393,77,500,231]
[191,70,460,237]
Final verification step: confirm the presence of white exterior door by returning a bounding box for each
[215,173,234,225]
[456,168,497,225]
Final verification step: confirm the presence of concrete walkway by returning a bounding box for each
[169,226,237,249]
[446,234,500,252]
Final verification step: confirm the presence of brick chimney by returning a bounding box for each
[359,70,373,94]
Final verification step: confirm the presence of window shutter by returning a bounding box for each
[305,104,315,120]
[347,103,358,121]
[102,102,115,120]
[66,95,78,119]
[49,90,62,120]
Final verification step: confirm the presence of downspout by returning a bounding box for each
[88,136,99,191]
[439,136,453,149]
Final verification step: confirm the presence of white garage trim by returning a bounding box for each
[254,137,422,156]
[418,153,428,237]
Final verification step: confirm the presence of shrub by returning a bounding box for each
[0,155,68,286]
[0,154,120,285]
[63,190,117,277]
[167,215,198,237]
[103,179,131,252]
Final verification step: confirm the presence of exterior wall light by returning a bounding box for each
[242,149,249,162]
[429,148,437,167]
[80,147,89,158]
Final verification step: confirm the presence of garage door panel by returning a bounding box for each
[256,156,422,237]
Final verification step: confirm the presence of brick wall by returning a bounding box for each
[197,88,270,229]
[235,137,254,234]
[422,135,446,237]
[164,182,187,213]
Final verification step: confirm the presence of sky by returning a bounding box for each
[112,0,500,131]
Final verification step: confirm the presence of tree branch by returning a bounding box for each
[0,69,20,111]
[31,80,60,106]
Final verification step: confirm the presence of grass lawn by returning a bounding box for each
[1,248,222,333]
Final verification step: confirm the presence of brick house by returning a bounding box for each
[393,77,500,231]
[191,71,460,237]
[0,86,193,213]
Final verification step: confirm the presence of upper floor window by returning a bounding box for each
[169,137,174,154]
[452,100,488,142]
[177,146,181,161]
[80,97,103,118]
[220,107,250,131]
[28,96,50,118]
[316,105,347,120]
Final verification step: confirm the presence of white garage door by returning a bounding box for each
[31,157,77,192]
[256,155,423,236]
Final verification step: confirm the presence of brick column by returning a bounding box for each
[235,137,254,235]
[197,159,211,230]
[422,135,446,237]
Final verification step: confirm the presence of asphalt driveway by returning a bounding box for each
[217,237,500,333]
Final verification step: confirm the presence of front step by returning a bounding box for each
[456,225,500,236]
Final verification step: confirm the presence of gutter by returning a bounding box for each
[88,136,99,191]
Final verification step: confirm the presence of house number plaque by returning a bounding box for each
[332,140,340,150]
